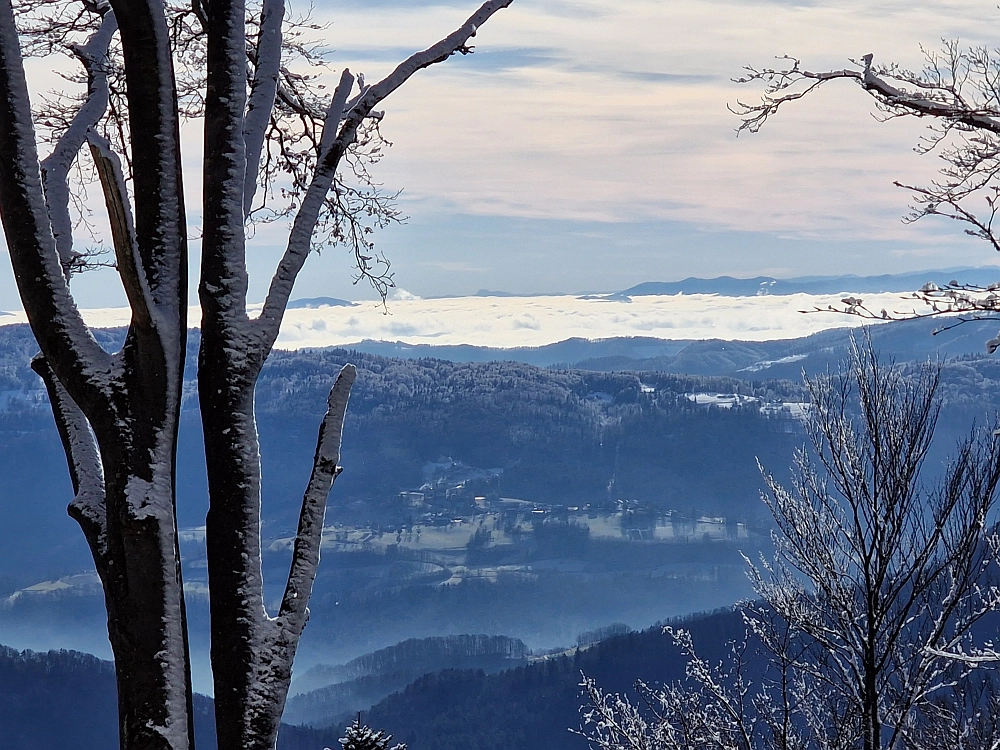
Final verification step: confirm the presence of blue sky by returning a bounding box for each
[9,0,1000,309]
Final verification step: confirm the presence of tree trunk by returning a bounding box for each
[0,0,194,745]
[199,351,275,749]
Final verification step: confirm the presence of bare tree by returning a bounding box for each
[734,45,1000,327]
[579,336,1000,750]
[0,1,514,749]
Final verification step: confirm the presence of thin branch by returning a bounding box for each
[88,131,151,326]
[253,65,353,347]
[801,280,1000,344]
[39,10,117,279]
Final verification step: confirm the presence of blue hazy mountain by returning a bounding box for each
[0,612,731,749]
[344,316,1000,375]
[0,644,338,750]
[618,267,1000,297]
[286,296,356,309]
[343,336,689,367]
[0,612,742,749]
[285,635,530,726]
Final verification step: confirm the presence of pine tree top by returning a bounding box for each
[330,717,406,750]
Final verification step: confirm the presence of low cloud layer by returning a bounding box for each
[12,291,929,351]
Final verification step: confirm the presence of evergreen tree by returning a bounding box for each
[334,716,406,750]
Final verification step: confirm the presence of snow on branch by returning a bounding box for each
[735,45,1000,268]
[254,0,514,350]
[242,0,284,217]
[107,0,188,322]
[734,53,1000,135]
[252,67,353,347]
[0,0,113,399]
[31,355,108,567]
[39,10,117,279]
[276,363,355,639]
[799,279,1000,343]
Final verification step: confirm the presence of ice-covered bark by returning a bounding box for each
[203,363,355,749]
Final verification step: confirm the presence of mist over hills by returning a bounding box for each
[0,307,999,725]
[0,609,749,750]
[462,267,1000,301]
[0,324,799,674]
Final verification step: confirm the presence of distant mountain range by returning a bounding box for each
[344,316,1000,376]
[290,267,1000,310]
[286,296,356,309]
[614,267,1000,298]
[440,267,1000,302]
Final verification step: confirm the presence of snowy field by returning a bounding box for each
[0,291,925,350]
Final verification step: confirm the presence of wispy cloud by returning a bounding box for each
[312,0,999,244]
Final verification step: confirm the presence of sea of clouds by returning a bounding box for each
[1,291,927,350]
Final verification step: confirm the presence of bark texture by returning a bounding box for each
[0,0,193,746]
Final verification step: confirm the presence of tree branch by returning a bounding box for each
[242,0,283,217]
[276,362,355,636]
[735,53,1000,135]
[252,65,352,347]
[31,355,108,571]
[88,132,152,327]
[0,0,114,409]
[198,0,252,338]
[108,0,187,320]
[254,0,514,350]
[39,10,117,279]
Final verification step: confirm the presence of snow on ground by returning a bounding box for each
[0,291,922,349]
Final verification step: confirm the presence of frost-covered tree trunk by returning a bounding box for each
[198,2,513,748]
[0,0,193,747]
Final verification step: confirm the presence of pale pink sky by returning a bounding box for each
[7,0,1000,308]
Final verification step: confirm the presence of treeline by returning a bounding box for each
[303,634,530,686]
[2,323,998,582]
[0,642,339,750]
[285,635,529,727]
[348,609,749,750]
[253,347,809,527]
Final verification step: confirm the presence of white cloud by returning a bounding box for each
[15,290,935,350]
